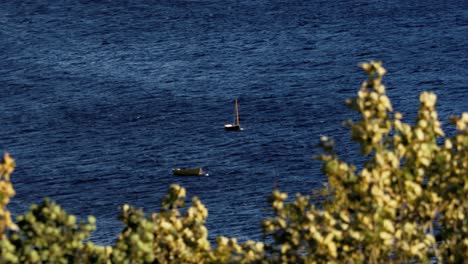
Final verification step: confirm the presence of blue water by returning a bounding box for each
[0,0,466,244]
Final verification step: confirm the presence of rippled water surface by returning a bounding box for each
[0,0,466,244]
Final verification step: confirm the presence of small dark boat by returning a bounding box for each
[172,168,203,176]
[225,99,242,131]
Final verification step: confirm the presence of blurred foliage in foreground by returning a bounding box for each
[1,62,466,263]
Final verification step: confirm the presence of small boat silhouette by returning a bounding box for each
[172,168,203,176]
[224,99,242,131]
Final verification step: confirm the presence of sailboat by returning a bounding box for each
[224,99,242,131]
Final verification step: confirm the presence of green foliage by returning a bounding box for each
[112,184,266,264]
[112,205,155,263]
[263,61,467,263]
[0,153,17,240]
[0,62,466,263]
[7,199,106,263]
[111,184,213,263]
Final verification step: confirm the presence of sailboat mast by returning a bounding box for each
[235,99,240,125]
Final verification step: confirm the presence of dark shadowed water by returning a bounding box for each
[0,0,466,244]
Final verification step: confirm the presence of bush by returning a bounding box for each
[1,62,466,263]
